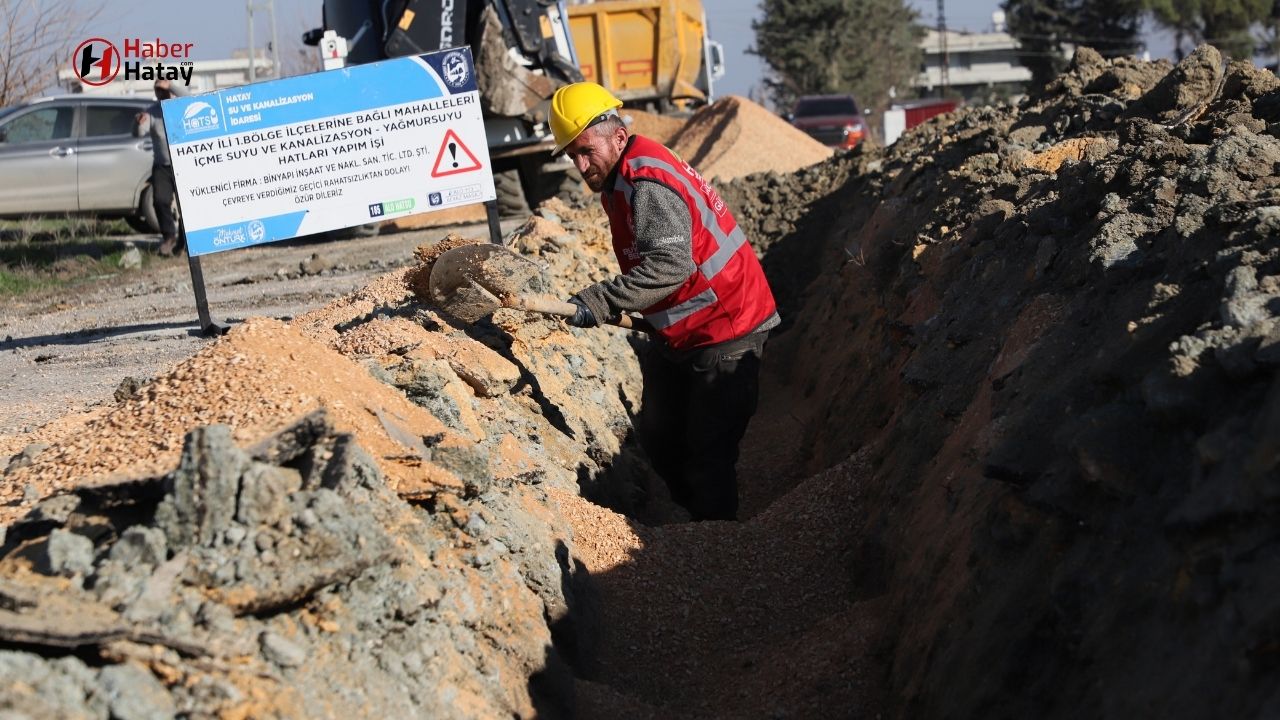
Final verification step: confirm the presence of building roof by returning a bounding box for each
[920,28,1022,54]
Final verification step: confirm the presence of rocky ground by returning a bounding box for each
[1,48,1278,719]
[0,222,523,438]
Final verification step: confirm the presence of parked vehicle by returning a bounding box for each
[0,95,168,233]
[882,98,960,145]
[787,94,867,150]
[304,0,583,217]
[567,0,725,113]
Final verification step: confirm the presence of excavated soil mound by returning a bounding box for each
[726,43,1280,719]
[670,95,834,181]
[623,108,687,145]
[0,198,671,717]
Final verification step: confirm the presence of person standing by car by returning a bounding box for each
[134,78,187,256]
[551,82,780,521]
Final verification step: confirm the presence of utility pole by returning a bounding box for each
[269,0,280,78]
[247,0,256,82]
[937,0,950,94]
[246,0,279,82]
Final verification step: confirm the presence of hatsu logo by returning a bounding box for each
[182,101,220,133]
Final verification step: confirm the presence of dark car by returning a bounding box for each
[787,94,867,149]
[0,94,170,233]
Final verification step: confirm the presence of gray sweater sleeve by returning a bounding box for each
[576,180,695,319]
[141,85,191,164]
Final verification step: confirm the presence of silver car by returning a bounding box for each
[0,94,170,233]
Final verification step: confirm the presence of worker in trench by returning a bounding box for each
[552,82,779,522]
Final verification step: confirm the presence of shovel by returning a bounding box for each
[428,243,653,332]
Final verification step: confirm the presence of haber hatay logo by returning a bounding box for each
[248,220,265,243]
[182,102,220,134]
[441,51,469,89]
[72,38,121,86]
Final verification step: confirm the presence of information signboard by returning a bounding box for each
[163,48,495,257]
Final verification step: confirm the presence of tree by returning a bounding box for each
[277,7,325,78]
[1149,0,1273,59]
[1003,0,1144,86]
[1,0,103,107]
[749,0,922,113]
[1258,0,1280,68]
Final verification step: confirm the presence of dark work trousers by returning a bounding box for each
[151,164,179,239]
[638,333,766,521]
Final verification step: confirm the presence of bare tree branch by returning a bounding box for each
[1,0,105,107]
[278,5,324,78]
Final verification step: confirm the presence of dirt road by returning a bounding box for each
[0,222,510,436]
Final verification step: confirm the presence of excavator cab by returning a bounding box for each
[304,0,583,215]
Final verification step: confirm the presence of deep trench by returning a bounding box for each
[4,47,1280,720]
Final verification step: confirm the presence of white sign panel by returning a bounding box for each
[162,48,495,257]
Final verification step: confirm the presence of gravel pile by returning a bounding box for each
[670,95,834,181]
[0,198,666,716]
[622,108,687,144]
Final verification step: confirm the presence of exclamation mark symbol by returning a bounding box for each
[449,142,458,168]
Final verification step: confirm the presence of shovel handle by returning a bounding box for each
[508,295,654,333]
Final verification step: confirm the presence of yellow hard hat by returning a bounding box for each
[550,82,624,155]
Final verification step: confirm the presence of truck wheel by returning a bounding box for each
[495,169,531,218]
[331,222,381,239]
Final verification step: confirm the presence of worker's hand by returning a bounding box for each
[565,296,599,328]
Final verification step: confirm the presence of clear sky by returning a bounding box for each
[69,0,1178,100]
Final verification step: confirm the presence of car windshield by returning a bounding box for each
[794,97,859,117]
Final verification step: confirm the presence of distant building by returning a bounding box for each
[914,28,1047,101]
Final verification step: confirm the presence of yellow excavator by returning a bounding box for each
[304,0,723,214]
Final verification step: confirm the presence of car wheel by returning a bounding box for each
[124,213,153,234]
[130,184,160,234]
[132,182,181,235]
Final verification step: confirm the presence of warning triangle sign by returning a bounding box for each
[431,129,483,177]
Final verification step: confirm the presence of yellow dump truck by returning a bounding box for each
[567,0,725,112]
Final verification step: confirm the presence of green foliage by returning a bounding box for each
[0,217,146,297]
[1003,0,1145,86]
[750,0,923,112]
[1148,0,1273,58]
[0,267,54,296]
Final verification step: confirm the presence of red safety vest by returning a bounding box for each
[601,135,777,350]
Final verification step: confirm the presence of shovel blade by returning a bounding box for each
[428,243,543,322]
[445,278,504,323]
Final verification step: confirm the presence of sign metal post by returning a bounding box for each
[160,48,497,328]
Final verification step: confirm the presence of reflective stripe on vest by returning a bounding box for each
[604,135,776,349]
[609,169,719,329]
[645,286,719,330]
[625,156,748,280]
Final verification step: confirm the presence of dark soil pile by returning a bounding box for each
[730,44,1280,718]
